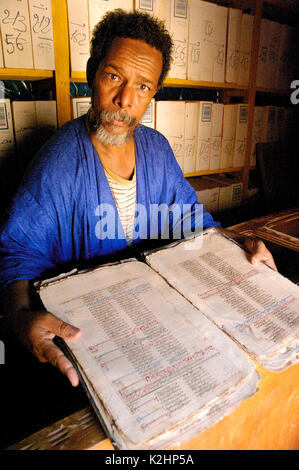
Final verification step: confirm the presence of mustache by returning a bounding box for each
[99,109,136,127]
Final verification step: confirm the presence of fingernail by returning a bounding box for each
[69,369,79,387]
[69,326,81,337]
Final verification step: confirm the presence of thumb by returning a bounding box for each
[38,311,81,340]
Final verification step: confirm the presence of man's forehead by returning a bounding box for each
[103,37,162,65]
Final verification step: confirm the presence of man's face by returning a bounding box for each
[91,37,162,146]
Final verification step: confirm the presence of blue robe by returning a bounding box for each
[0,116,219,291]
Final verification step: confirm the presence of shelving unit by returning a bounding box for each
[1,0,298,201]
[64,0,297,200]
[0,68,53,81]
[185,166,242,177]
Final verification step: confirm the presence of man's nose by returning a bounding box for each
[114,82,135,109]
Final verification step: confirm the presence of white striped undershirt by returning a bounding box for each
[103,163,136,245]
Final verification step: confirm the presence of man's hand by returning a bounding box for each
[216,227,277,271]
[20,310,82,386]
[2,280,82,386]
[243,237,278,272]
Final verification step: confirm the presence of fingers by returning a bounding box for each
[244,238,278,272]
[35,311,81,341]
[39,338,80,387]
[24,311,81,385]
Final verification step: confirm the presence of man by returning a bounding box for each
[0,10,276,387]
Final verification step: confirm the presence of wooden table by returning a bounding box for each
[7,359,299,450]
[6,210,299,450]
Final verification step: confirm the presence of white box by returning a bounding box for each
[0,0,34,68]
[140,99,155,129]
[35,100,57,130]
[135,0,156,14]
[266,21,282,90]
[28,0,55,70]
[195,187,209,209]
[275,24,293,91]
[261,106,276,143]
[155,100,171,140]
[72,97,92,118]
[206,184,219,213]
[203,175,232,211]
[67,0,90,72]
[0,99,15,163]
[250,106,264,167]
[213,5,227,83]
[225,8,242,83]
[12,101,36,149]
[237,14,254,86]
[12,100,36,172]
[188,0,216,82]
[230,180,243,208]
[220,104,237,168]
[168,0,188,79]
[88,0,133,39]
[189,177,219,214]
[187,0,201,81]
[0,27,4,67]
[233,104,248,168]
[256,19,271,88]
[155,100,185,171]
[195,101,212,172]
[210,102,223,171]
[218,183,233,211]
[169,100,185,171]
[136,0,171,31]
[204,174,243,210]
[184,101,198,173]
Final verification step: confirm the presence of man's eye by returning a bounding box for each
[140,84,150,92]
[108,73,119,81]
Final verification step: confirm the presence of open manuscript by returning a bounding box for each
[36,229,299,450]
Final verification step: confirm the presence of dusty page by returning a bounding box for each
[145,229,299,371]
[38,259,258,450]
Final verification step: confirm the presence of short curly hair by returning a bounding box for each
[86,9,173,89]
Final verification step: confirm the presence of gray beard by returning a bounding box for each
[95,123,131,146]
[88,108,136,146]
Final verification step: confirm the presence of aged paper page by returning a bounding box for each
[38,259,258,449]
[145,229,299,371]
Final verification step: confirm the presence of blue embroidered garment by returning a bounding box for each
[0,116,219,291]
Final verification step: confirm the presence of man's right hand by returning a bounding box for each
[20,309,82,386]
[2,280,82,386]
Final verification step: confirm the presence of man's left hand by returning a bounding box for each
[243,236,278,271]
[216,227,277,272]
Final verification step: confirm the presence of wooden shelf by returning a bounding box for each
[256,86,290,95]
[0,68,53,81]
[185,167,243,178]
[70,71,248,91]
[70,71,87,83]
[163,78,247,90]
